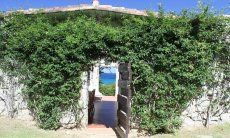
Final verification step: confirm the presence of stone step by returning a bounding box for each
[86,128,117,138]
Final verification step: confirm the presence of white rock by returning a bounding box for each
[221,113,230,122]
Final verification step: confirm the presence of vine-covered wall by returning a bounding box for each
[0,7,229,134]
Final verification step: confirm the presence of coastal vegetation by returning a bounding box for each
[99,84,115,96]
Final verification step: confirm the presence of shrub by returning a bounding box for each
[99,84,115,96]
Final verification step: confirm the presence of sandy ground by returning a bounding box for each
[0,116,118,138]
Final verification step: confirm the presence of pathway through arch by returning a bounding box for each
[87,96,118,137]
[88,96,117,128]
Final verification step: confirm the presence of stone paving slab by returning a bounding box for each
[92,96,118,128]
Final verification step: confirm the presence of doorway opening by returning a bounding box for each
[87,62,132,137]
[88,60,118,128]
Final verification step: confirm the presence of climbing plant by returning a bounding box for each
[0,6,229,134]
[126,10,229,134]
[203,16,230,127]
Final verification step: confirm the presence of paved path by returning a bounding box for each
[87,96,118,138]
[93,96,117,128]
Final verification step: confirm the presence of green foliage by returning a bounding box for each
[99,84,115,96]
[0,8,229,134]
[0,13,118,129]
[127,11,229,134]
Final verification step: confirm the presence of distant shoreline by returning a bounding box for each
[100,73,116,85]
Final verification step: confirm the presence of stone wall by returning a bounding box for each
[182,73,230,127]
[1,68,229,128]
[182,94,230,127]
[0,70,89,128]
[0,70,32,120]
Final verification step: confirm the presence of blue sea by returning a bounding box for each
[100,73,116,85]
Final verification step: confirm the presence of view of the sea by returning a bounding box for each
[100,73,116,85]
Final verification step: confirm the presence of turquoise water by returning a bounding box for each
[100,73,116,85]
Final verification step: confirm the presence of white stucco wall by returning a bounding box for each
[88,63,101,96]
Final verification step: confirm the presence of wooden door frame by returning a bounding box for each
[116,62,132,138]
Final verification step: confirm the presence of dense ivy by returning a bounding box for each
[0,8,229,134]
[126,12,229,133]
